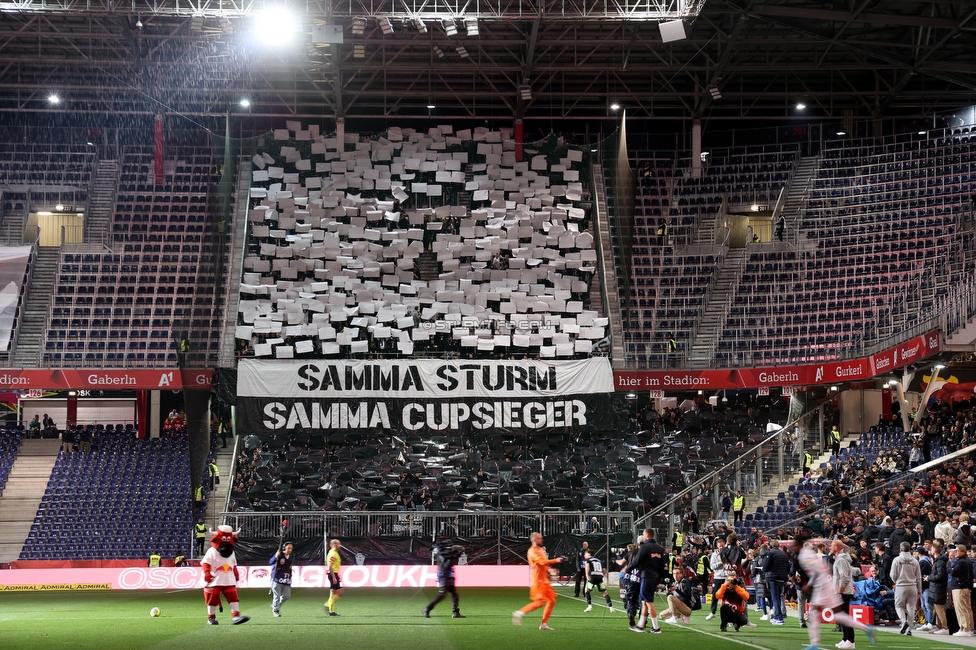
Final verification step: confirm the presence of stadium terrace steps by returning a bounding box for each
[780,156,820,250]
[0,203,25,245]
[218,156,252,368]
[737,430,874,535]
[204,443,235,532]
[591,164,625,363]
[415,251,440,282]
[11,247,60,367]
[85,159,120,247]
[686,249,746,368]
[0,439,60,562]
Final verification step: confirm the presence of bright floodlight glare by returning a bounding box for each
[239,99,251,108]
[426,103,435,109]
[836,131,846,136]
[796,102,806,109]
[48,94,60,104]
[935,364,946,370]
[918,131,926,135]
[610,103,620,110]
[253,6,298,46]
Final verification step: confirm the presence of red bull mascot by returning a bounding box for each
[201,524,250,625]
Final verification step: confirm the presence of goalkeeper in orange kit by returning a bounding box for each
[512,532,565,631]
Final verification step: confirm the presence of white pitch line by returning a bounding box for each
[554,590,775,650]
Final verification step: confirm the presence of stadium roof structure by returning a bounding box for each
[0,0,975,124]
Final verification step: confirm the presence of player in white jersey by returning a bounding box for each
[582,549,615,612]
[793,531,875,650]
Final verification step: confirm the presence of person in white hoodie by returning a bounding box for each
[705,539,727,621]
[890,541,923,636]
[933,513,954,545]
[831,540,857,649]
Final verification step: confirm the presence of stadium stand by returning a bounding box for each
[19,428,192,560]
[0,429,22,496]
[621,144,800,365]
[735,422,942,536]
[41,146,224,368]
[621,132,976,368]
[235,126,607,361]
[227,396,785,518]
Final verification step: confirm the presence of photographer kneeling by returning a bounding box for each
[716,575,757,632]
[662,568,696,624]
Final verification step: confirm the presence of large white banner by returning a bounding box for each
[238,358,614,399]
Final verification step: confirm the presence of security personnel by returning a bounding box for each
[148,551,161,567]
[802,451,813,475]
[672,530,684,553]
[696,550,711,594]
[208,460,220,491]
[194,485,205,510]
[732,491,745,523]
[667,333,677,353]
[195,518,207,555]
[830,425,841,455]
[174,553,187,567]
[656,218,668,246]
[218,420,229,448]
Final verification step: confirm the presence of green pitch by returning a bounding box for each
[0,585,961,650]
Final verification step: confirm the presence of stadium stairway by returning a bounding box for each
[780,156,820,251]
[686,248,746,368]
[0,438,60,562]
[203,443,235,531]
[11,247,60,367]
[737,431,863,534]
[83,159,119,247]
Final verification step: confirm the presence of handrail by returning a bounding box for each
[635,396,826,528]
[771,185,786,220]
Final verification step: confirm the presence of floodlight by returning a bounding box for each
[412,17,427,33]
[48,93,60,104]
[464,18,478,36]
[427,102,436,109]
[442,19,457,36]
[708,85,721,100]
[353,44,365,58]
[455,45,468,58]
[836,131,846,136]
[610,103,620,111]
[432,44,444,58]
[377,17,393,35]
[351,17,367,35]
[240,99,251,108]
[253,6,299,46]
[796,102,806,109]
[55,203,65,211]
[519,85,532,101]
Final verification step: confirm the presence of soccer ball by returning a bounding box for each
[150,607,161,617]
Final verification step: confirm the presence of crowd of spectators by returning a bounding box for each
[656,399,976,634]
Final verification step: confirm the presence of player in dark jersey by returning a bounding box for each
[582,549,615,612]
[422,539,465,619]
[624,528,668,634]
[617,544,642,626]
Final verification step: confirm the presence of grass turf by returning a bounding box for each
[0,584,964,650]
